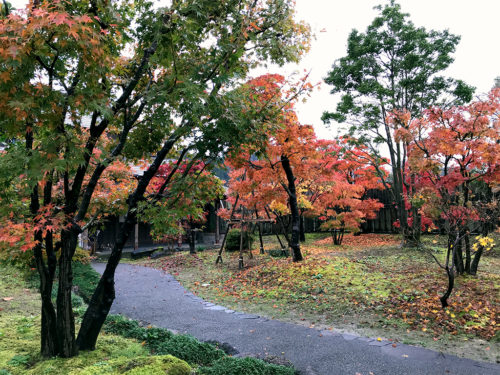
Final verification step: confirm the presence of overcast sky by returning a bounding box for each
[277,0,500,139]
[10,0,500,139]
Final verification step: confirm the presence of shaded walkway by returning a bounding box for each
[93,263,499,375]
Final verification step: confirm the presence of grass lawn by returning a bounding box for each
[140,232,500,363]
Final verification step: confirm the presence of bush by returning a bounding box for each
[103,315,152,341]
[0,245,91,270]
[198,357,296,375]
[72,261,100,303]
[103,315,224,366]
[152,334,225,366]
[0,244,34,269]
[225,229,254,251]
[73,247,92,264]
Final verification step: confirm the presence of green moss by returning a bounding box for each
[199,357,295,375]
[103,315,225,366]
[75,355,191,375]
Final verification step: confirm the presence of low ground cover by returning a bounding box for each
[0,262,296,374]
[142,232,500,363]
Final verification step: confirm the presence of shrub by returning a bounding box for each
[103,315,224,366]
[151,334,225,366]
[72,261,100,303]
[225,229,254,251]
[0,244,34,269]
[73,247,92,264]
[103,315,151,341]
[198,357,296,375]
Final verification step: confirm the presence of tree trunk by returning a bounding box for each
[469,245,484,276]
[453,234,464,275]
[299,214,306,242]
[440,266,455,308]
[258,223,264,254]
[464,233,471,274]
[77,135,178,350]
[332,227,345,245]
[56,228,79,357]
[280,155,303,262]
[189,220,196,255]
[77,217,135,350]
[410,204,421,247]
[34,234,59,357]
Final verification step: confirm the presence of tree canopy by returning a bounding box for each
[322,0,475,246]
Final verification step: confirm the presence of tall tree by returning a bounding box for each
[223,74,316,261]
[322,0,474,247]
[0,0,309,357]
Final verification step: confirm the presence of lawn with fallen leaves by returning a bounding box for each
[141,232,500,362]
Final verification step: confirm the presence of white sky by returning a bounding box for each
[276,0,500,139]
[10,0,500,140]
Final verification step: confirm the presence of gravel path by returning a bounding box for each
[93,263,499,375]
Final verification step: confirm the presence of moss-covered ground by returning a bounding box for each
[0,262,295,374]
[0,264,158,375]
[141,232,500,363]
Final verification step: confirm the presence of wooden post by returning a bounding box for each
[177,221,183,249]
[254,207,265,254]
[264,206,287,253]
[216,194,239,264]
[215,200,220,244]
[238,214,245,270]
[134,223,139,250]
[258,223,264,254]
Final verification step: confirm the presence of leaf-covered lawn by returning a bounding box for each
[143,233,500,354]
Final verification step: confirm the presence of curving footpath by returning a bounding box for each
[92,263,499,375]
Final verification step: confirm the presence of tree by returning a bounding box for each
[403,89,500,306]
[322,0,474,247]
[314,141,384,245]
[145,159,224,254]
[0,0,310,357]
[222,74,317,262]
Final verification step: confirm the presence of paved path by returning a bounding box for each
[93,263,499,375]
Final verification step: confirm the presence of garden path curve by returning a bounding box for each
[92,263,499,375]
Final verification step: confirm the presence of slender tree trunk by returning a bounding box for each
[410,205,421,247]
[332,227,345,245]
[34,235,59,357]
[280,155,303,262]
[56,228,79,357]
[464,233,471,274]
[440,266,455,308]
[258,223,264,254]
[77,135,178,350]
[299,214,306,242]
[470,245,484,276]
[189,219,196,255]
[77,216,135,350]
[27,128,60,356]
[453,233,464,275]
